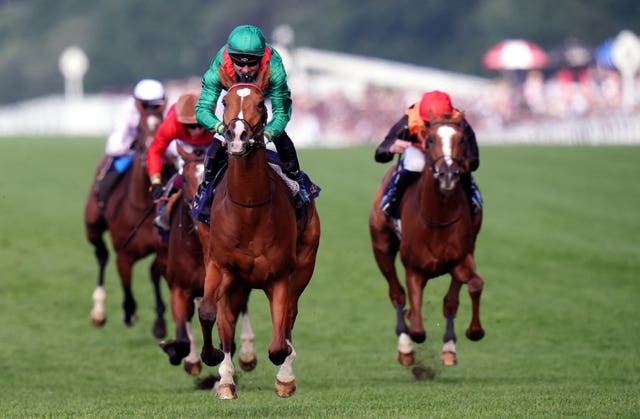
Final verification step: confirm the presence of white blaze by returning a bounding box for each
[437,126,455,166]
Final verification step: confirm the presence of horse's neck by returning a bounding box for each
[226,149,271,206]
[128,156,151,206]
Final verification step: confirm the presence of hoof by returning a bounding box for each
[466,328,485,341]
[275,378,296,398]
[159,340,190,366]
[440,351,457,366]
[152,318,167,339]
[122,314,137,327]
[184,360,202,376]
[90,316,106,327]
[239,357,257,372]
[409,330,426,344]
[215,383,237,399]
[397,351,415,366]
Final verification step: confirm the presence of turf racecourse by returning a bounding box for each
[0,137,638,418]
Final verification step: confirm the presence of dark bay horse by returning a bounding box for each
[159,143,257,376]
[369,109,485,367]
[197,66,321,399]
[84,105,168,338]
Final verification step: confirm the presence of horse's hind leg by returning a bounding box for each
[88,232,109,327]
[237,292,257,372]
[150,258,167,339]
[440,277,463,366]
[85,204,109,327]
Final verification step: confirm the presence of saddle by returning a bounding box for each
[192,150,320,225]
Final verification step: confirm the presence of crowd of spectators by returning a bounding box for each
[284,64,638,146]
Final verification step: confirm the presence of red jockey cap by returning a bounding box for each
[418,90,453,121]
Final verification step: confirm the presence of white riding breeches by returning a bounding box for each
[402,145,425,173]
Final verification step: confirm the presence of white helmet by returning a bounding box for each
[133,79,166,105]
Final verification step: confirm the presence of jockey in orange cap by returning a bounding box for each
[375,90,482,219]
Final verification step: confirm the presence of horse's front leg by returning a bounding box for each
[266,278,291,366]
[405,270,427,343]
[452,255,485,341]
[198,261,223,367]
[160,286,195,369]
[214,288,241,399]
[150,258,167,339]
[116,254,137,326]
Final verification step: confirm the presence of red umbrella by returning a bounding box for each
[482,39,549,71]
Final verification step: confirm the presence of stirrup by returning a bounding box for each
[153,212,170,231]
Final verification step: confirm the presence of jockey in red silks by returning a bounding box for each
[147,91,216,231]
[374,90,482,219]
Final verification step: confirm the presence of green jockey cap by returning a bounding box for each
[227,25,266,57]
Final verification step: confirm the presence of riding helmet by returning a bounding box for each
[227,25,266,57]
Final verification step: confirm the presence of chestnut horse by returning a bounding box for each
[369,109,485,367]
[84,105,168,339]
[159,143,257,376]
[197,66,321,399]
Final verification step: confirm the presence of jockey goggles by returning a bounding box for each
[230,54,260,67]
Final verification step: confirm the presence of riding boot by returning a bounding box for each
[192,141,226,223]
[463,174,483,214]
[153,176,177,232]
[272,131,310,207]
[380,168,419,219]
[97,169,122,210]
[194,141,223,201]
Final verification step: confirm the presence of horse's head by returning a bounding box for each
[424,109,468,193]
[134,102,165,161]
[176,142,206,200]
[218,64,269,157]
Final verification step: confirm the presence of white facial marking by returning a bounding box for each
[438,126,455,166]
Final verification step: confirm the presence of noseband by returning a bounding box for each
[224,115,267,157]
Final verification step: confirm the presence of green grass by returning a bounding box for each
[1,137,639,418]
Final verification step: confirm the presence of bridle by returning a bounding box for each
[222,84,271,207]
[417,118,465,228]
[425,119,464,177]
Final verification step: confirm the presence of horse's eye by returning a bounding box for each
[222,99,227,107]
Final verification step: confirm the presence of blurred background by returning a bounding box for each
[0,0,639,144]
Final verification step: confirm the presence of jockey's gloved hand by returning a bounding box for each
[150,184,164,201]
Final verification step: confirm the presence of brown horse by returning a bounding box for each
[197,66,321,399]
[84,105,168,339]
[159,143,257,376]
[369,109,485,367]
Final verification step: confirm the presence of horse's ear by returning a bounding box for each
[218,65,235,90]
[255,62,270,90]
[452,108,464,122]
